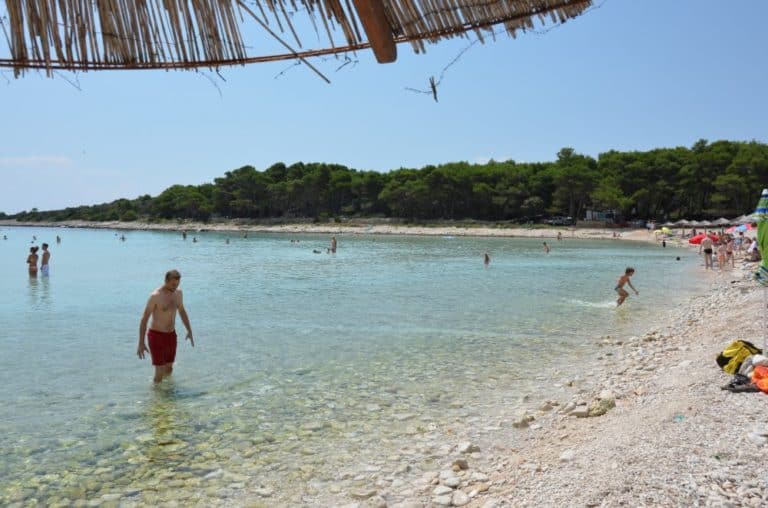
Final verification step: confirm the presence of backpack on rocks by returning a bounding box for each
[716,340,762,375]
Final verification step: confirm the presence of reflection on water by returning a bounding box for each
[26,273,52,310]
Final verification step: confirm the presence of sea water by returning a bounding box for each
[0,226,705,505]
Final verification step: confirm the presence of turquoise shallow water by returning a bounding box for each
[0,226,705,504]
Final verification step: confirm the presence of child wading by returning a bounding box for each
[615,267,639,306]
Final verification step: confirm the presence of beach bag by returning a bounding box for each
[716,340,762,375]
[752,365,768,394]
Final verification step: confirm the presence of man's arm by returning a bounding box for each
[177,291,194,347]
[137,296,154,359]
[628,280,639,294]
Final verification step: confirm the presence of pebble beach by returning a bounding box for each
[322,263,764,508]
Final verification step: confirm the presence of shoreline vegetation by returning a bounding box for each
[3,141,766,227]
[0,218,666,244]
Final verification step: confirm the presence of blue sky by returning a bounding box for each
[1,0,766,214]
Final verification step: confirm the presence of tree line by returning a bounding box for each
[9,139,768,224]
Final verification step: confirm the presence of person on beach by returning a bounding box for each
[137,269,194,384]
[40,243,51,276]
[26,246,39,276]
[330,235,337,253]
[484,251,490,266]
[557,232,562,241]
[699,235,714,270]
[543,241,550,254]
[615,267,638,306]
[725,236,735,268]
[716,241,727,270]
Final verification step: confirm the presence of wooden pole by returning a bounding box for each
[350,0,396,63]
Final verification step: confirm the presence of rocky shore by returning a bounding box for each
[240,262,762,508]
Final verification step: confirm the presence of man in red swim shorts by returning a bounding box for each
[137,269,194,383]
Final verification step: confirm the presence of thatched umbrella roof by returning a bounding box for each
[0,0,594,77]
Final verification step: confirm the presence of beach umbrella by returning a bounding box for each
[736,214,758,224]
[726,224,755,234]
[713,217,731,226]
[0,1,595,74]
[699,220,714,227]
[655,226,673,235]
[753,189,768,351]
[756,188,768,286]
[674,219,692,227]
[688,233,719,245]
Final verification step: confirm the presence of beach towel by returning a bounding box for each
[716,340,762,375]
[752,365,768,394]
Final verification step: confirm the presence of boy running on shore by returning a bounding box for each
[615,267,639,307]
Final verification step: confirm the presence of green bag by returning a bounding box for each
[716,340,762,375]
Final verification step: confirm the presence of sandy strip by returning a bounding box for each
[0,219,666,244]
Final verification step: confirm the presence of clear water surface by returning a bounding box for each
[0,226,705,505]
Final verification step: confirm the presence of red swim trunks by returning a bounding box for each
[147,329,177,366]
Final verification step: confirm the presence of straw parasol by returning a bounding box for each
[735,213,759,224]
[712,217,731,226]
[0,0,595,77]
[674,219,691,227]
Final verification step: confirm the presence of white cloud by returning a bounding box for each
[0,155,73,168]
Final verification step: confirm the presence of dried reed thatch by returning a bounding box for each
[0,0,593,76]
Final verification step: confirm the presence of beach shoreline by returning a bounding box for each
[349,262,765,508]
[0,218,663,244]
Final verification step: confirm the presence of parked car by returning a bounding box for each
[546,216,574,226]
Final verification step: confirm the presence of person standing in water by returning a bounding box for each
[26,246,39,276]
[137,269,194,383]
[543,241,550,254]
[484,251,490,266]
[40,243,51,276]
[330,235,337,253]
[615,267,639,306]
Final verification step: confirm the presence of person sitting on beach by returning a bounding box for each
[26,246,39,276]
[615,267,639,306]
[137,269,194,384]
[40,243,51,276]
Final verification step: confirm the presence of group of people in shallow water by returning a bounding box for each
[25,235,59,277]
